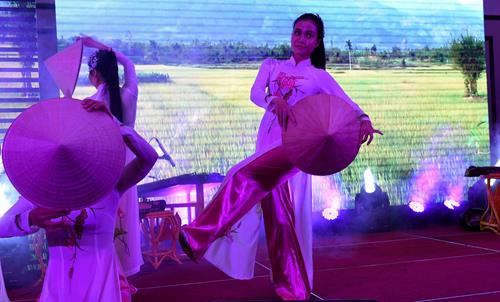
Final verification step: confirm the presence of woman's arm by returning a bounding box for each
[318,70,382,145]
[318,70,368,117]
[115,49,138,127]
[0,197,37,237]
[116,126,158,194]
[78,36,138,96]
[250,58,276,110]
[114,49,138,97]
[251,58,297,129]
[78,36,111,51]
[0,196,72,238]
[80,102,155,193]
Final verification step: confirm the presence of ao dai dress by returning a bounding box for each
[202,56,366,299]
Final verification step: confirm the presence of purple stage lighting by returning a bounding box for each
[364,168,376,194]
[409,201,425,213]
[313,176,342,221]
[443,182,463,210]
[444,199,460,210]
[322,207,339,221]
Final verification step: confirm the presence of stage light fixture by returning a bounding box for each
[355,184,390,212]
[355,169,389,213]
[354,169,390,231]
[459,178,489,231]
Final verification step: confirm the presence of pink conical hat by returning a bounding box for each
[282,94,362,176]
[44,40,83,98]
[1,98,125,209]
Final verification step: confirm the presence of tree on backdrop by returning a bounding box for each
[450,34,485,97]
[345,40,353,70]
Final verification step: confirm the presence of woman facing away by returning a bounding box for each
[0,107,157,302]
[78,37,144,281]
[181,13,382,300]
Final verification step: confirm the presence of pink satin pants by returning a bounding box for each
[182,145,310,300]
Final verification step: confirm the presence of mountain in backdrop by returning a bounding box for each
[55,0,484,49]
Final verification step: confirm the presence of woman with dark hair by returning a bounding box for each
[181,13,381,300]
[83,37,138,128]
[78,37,142,299]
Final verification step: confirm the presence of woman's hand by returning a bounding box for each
[82,99,112,118]
[77,36,112,51]
[359,119,383,145]
[271,96,296,131]
[28,207,71,229]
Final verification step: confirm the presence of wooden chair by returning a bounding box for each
[141,211,182,269]
[480,173,500,234]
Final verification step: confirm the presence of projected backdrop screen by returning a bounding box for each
[55,0,488,211]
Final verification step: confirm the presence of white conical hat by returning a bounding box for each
[2,98,125,209]
[282,94,362,176]
[44,40,83,98]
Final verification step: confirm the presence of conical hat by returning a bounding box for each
[282,94,362,176]
[2,98,125,209]
[44,40,83,98]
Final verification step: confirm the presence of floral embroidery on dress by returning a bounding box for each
[55,207,101,279]
[114,208,130,255]
[223,221,243,242]
[267,72,305,133]
[272,72,305,99]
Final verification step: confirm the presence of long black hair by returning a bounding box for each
[293,13,326,70]
[90,50,123,122]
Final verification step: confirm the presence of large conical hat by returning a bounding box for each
[282,94,362,176]
[2,98,125,209]
[44,40,83,98]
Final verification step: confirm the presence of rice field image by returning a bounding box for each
[74,65,489,210]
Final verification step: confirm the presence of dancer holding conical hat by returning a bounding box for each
[182,13,382,300]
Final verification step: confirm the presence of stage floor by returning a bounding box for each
[7,225,500,302]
